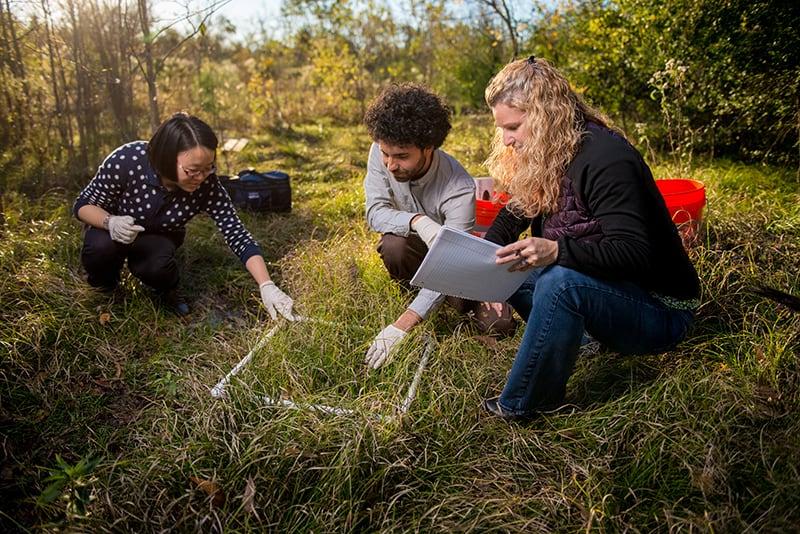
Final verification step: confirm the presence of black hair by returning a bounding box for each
[147,112,218,182]
[363,83,451,149]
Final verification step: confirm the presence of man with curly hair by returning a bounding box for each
[362,83,514,369]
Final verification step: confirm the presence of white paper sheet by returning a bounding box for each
[410,227,530,302]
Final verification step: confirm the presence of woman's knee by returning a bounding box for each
[81,229,119,267]
[129,253,176,282]
[539,265,583,285]
[538,266,591,292]
[533,266,588,307]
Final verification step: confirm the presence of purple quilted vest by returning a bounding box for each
[542,175,603,242]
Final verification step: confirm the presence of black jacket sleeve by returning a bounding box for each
[483,205,533,246]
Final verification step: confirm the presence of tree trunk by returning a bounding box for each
[0,4,12,146]
[1,0,31,137]
[479,0,518,61]
[118,0,136,140]
[89,0,134,142]
[66,0,90,170]
[138,0,160,131]
[0,0,11,114]
[41,0,73,161]
[54,30,76,160]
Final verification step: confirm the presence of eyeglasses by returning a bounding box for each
[179,163,216,179]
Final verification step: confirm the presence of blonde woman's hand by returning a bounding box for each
[495,237,558,272]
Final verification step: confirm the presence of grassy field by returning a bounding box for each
[1,116,799,532]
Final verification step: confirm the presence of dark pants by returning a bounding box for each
[377,233,427,283]
[81,228,184,292]
[377,233,475,314]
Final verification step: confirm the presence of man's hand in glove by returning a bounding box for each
[106,215,145,244]
[411,215,441,248]
[259,281,296,321]
[365,324,407,369]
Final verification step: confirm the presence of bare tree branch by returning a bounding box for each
[156,0,231,69]
[474,0,519,60]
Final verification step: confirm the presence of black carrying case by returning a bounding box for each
[218,169,292,212]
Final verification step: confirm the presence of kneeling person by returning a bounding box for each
[363,83,511,369]
[73,112,295,319]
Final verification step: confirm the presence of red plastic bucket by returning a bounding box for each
[473,193,510,237]
[655,178,706,247]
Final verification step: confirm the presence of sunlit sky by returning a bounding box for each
[191,0,539,40]
[16,0,540,41]
[204,0,289,34]
[14,0,284,38]
[152,0,284,38]
[215,0,281,24]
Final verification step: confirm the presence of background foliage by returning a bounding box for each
[2,1,800,530]
[1,119,798,532]
[0,0,798,201]
[533,0,800,167]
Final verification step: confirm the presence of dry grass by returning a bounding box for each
[1,119,799,532]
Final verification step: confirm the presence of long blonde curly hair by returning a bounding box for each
[484,57,621,218]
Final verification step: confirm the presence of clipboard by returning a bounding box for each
[410,227,529,302]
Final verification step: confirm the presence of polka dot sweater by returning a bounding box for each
[73,141,262,264]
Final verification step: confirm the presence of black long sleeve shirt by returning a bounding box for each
[485,126,700,301]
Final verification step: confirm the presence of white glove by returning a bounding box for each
[259,281,296,321]
[365,324,407,369]
[411,215,441,248]
[107,215,145,244]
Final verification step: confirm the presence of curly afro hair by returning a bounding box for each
[364,83,452,149]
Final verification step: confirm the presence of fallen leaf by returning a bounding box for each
[755,347,767,366]
[190,476,226,507]
[99,312,111,325]
[33,409,49,423]
[93,378,111,390]
[284,446,302,458]
[243,477,258,518]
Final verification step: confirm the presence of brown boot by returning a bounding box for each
[474,302,517,337]
[444,295,475,314]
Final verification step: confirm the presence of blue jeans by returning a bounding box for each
[498,266,694,415]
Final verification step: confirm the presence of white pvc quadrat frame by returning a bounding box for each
[210,317,435,422]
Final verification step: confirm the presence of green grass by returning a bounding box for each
[1,117,799,532]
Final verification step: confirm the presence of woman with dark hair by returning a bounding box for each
[480,57,700,419]
[73,112,295,319]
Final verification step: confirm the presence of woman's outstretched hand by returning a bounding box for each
[259,281,296,321]
[495,237,558,272]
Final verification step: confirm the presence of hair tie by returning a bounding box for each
[526,55,536,65]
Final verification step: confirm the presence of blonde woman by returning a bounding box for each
[481,56,700,420]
